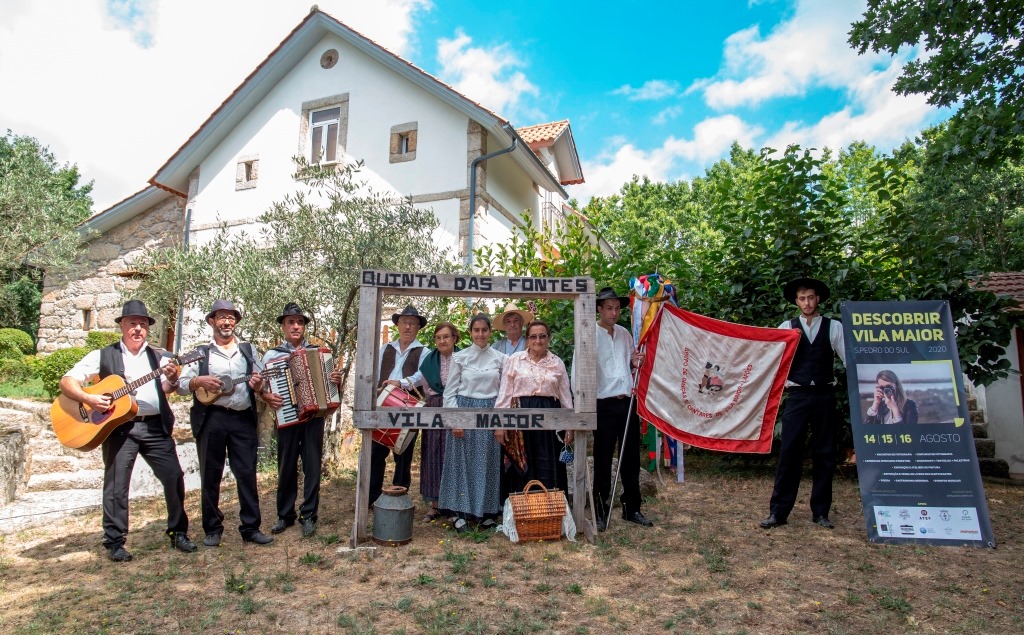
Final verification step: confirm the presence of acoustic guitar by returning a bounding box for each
[194,366,285,405]
[50,348,204,451]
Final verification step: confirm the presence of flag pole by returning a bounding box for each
[603,349,643,531]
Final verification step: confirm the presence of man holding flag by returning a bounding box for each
[760,277,846,530]
[576,287,653,531]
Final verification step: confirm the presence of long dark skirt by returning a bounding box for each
[504,395,567,495]
[419,394,446,503]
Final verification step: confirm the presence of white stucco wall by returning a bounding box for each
[981,326,1024,478]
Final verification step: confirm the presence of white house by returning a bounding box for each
[37,8,585,352]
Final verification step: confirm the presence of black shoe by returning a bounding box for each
[301,518,317,538]
[596,515,607,532]
[271,519,294,534]
[813,515,835,529]
[242,531,274,545]
[623,510,654,527]
[170,532,198,553]
[759,514,787,529]
[203,532,222,547]
[107,545,133,562]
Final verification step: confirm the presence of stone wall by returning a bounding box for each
[37,196,185,352]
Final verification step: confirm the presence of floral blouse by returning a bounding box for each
[495,350,573,409]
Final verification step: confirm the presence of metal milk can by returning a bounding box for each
[372,485,415,546]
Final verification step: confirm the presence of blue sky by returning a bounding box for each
[0,0,942,210]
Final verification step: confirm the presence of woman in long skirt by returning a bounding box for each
[438,313,507,531]
[495,319,574,493]
[419,322,459,522]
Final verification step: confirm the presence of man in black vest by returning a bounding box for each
[370,305,428,507]
[261,302,341,537]
[761,278,846,530]
[60,300,197,562]
[178,299,272,546]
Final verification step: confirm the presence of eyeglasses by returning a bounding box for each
[434,334,453,341]
[527,333,549,340]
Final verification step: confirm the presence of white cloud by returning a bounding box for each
[435,29,538,118]
[569,115,761,204]
[694,0,876,109]
[762,60,936,153]
[612,80,680,101]
[0,0,430,211]
[652,105,684,125]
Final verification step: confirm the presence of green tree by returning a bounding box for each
[0,131,93,336]
[132,159,452,467]
[849,0,1024,164]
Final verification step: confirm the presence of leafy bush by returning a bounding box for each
[0,327,34,358]
[38,346,89,398]
[0,356,33,383]
[85,330,121,350]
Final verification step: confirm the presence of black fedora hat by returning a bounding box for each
[205,299,242,323]
[391,305,427,329]
[114,299,156,325]
[277,302,311,325]
[596,286,629,308]
[783,278,831,304]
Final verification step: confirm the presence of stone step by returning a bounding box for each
[27,469,104,492]
[0,489,101,534]
[29,454,80,474]
[971,422,988,439]
[27,434,105,469]
[970,409,986,423]
[974,438,996,459]
[979,458,1010,479]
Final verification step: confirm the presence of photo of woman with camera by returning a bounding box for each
[864,369,919,425]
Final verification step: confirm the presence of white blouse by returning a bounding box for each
[443,344,507,407]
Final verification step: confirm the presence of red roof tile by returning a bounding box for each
[517,120,569,147]
[978,272,1024,310]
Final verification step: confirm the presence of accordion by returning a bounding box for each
[265,347,340,427]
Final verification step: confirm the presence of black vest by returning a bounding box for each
[189,341,258,435]
[787,316,837,386]
[98,343,174,436]
[378,344,423,387]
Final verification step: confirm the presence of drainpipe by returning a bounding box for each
[173,207,191,353]
[466,125,518,270]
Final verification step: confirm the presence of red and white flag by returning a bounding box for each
[636,305,800,453]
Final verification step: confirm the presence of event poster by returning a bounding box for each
[841,300,995,547]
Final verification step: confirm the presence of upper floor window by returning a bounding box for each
[299,95,349,167]
[389,122,418,163]
[311,107,341,164]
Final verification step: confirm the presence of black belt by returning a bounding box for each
[207,404,250,414]
[598,395,630,401]
[132,414,161,423]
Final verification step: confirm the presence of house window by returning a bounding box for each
[81,309,91,330]
[235,154,259,190]
[299,95,349,167]
[389,122,418,163]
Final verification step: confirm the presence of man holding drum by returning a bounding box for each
[179,300,272,547]
[371,305,428,507]
[261,303,341,538]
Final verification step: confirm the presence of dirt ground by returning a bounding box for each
[1,451,1021,635]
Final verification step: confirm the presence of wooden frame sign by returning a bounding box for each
[351,270,598,546]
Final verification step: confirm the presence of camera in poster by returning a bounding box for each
[841,300,995,547]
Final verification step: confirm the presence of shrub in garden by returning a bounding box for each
[38,347,89,398]
[0,328,34,358]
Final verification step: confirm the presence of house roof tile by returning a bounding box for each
[978,272,1024,310]
[517,120,569,146]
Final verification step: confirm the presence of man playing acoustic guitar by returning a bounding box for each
[60,300,197,562]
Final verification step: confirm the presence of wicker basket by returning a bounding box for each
[509,480,566,542]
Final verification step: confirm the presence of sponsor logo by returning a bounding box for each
[899,524,915,535]
[959,529,979,535]
[939,510,951,522]
[877,509,891,518]
[920,509,929,518]
[899,510,910,519]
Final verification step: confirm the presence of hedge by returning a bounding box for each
[0,328,34,358]
[0,356,34,384]
[85,330,122,350]
[39,346,90,398]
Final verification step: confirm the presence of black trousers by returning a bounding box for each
[276,417,324,523]
[100,417,188,548]
[594,397,643,514]
[196,407,261,537]
[369,430,418,507]
[769,388,838,520]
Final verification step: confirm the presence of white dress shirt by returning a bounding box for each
[444,344,507,407]
[778,315,847,386]
[377,339,426,389]
[65,341,173,417]
[178,338,254,410]
[572,323,634,399]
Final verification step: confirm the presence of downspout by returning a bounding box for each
[172,207,191,353]
[466,125,518,270]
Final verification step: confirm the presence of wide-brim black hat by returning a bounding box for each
[391,305,427,329]
[783,278,831,304]
[596,286,629,308]
[205,299,242,323]
[277,302,311,324]
[114,299,156,325]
